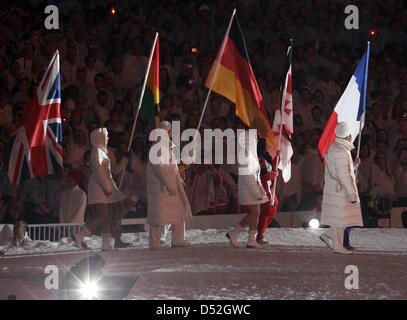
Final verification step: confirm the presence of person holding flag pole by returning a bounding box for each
[112,33,160,248]
[256,40,294,244]
[318,42,370,254]
[199,9,276,249]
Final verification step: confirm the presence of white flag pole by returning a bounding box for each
[119,32,159,189]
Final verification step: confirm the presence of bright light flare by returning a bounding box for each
[80,281,99,300]
[308,219,320,229]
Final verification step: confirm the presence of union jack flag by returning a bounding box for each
[6,50,63,185]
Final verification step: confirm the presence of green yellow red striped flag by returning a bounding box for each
[205,15,276,149]
[140,36,160,127]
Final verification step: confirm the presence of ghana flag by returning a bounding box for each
[140,36,160,127]
[205,14,276,149]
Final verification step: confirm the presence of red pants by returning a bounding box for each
[257,196,278,240]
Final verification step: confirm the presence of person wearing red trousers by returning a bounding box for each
[256,158,278,244]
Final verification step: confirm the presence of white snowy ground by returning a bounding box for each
[1,227,407,300]
[1,227,407,256]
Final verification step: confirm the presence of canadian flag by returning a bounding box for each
[271,43,293,182]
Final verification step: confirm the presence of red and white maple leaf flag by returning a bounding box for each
[271,43,293,182]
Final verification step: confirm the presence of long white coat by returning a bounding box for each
[87,128,124,205]
[147,140,192,226]
[321,138,363,228]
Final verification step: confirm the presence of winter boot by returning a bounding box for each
[256,238,269,244]
[247,230,264,249]
[73,227,91,250]
[226,225,244,248]
[114,238,132,249]
[101,233,114,251]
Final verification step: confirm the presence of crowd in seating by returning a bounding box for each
[0,0,407,225]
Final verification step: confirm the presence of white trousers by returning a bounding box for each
[150,223,185,247]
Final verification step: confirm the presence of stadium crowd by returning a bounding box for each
[0,0,407,225]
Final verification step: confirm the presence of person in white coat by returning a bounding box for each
[73,128,124,251]
[226,129,269,249]
[319,122,363,254]
[147,121,192,250]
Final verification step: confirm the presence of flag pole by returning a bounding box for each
[119,32,159,189]
[271,39,292,206]
[192,9,236,150]
[355,41,370,178]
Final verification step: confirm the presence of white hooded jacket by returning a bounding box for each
[87,128,124,205]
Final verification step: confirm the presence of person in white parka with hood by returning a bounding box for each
[73,127,124,251]
[319,122,363,254]
[147,121,192,250]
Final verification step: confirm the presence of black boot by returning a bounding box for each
[114,238,132,249]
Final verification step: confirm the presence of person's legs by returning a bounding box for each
[244,204,264,248]
[110,201,122,241]
[101,204,114,251]
[257,202,278,243]
[73,204,102,249]
[320,226,334,249]
[256,202,270,241]
[149,225,169,250]
[343,227,352,248]
[111,201,131,248]
[226,204,264,248]
[331,226,353,254]
[171,222,191,247]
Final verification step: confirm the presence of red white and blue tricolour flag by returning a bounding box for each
[318,42,370,161]
[6,50,63,185]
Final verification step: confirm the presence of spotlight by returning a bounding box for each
[111,7,116,15]
[59,254,105,300]
[59,254,138,300]
[80,281,100,300]
[308,218,320,229]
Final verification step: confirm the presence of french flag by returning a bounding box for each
[318,42,370,161]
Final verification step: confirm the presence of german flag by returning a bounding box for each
[140,36,160,127]
[205,15,276,149]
